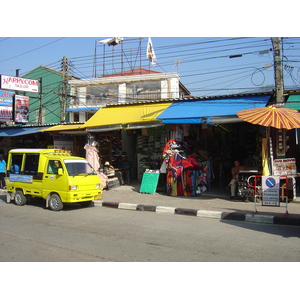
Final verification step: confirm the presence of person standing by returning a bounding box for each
[121,152,131,184]
[0,154,7,189]
[228,160,244,199]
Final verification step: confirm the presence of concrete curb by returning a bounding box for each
[93,200,300,226]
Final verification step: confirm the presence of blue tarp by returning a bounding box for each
[157,95,271,124]
[0,126,52,137]
[66,107,100,112]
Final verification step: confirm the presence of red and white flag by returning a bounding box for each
[146,37,156,66]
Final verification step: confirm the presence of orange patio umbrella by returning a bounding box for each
[238,104,300,176]
[237,105,300,130]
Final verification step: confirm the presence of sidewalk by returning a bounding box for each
[94,181,300,226]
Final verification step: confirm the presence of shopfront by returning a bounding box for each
[75,95,271,195]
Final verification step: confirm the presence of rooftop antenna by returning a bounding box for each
[174,60,181,72]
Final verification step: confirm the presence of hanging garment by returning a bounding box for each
[84,144,100,171]
[184,170,193,196]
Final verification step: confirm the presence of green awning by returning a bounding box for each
[284,94,300,110]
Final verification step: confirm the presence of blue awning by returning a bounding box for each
[157,95,271,124]
[66,107,100,112]
[0,126,52,137]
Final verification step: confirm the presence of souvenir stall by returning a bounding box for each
[162,139,208,196]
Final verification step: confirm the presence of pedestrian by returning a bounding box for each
[228,160,244,199]
[0,153,7,189]
[121,152,131,184]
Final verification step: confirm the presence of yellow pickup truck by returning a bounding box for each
[6,149,102,211]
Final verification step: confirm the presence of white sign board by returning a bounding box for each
[262,176,280,206]
[0,75,39,93]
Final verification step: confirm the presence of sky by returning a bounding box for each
[1,2,299,97]
[1,36,299,97]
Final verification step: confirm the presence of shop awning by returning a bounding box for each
[82,102,172,129]
[0,126,52,137]
[284,94,300,110]
[66,107,100,112]
[156,95,271,124]
[41,124,85,132]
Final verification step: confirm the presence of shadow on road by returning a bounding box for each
[0,193,92,211]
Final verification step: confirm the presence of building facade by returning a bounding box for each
[22,65,77,125]
[68,68,190,123]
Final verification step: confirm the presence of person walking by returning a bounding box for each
[0,153,7,189]
[228,160,244,199]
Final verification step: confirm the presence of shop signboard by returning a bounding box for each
[273,158,297,176]
[262,176,280,206]
[0,90,13,122]
[15,95,29,123]
[0,75,38,93]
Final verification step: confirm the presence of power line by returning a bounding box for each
[10,37,300,100]
[0,37,66,63]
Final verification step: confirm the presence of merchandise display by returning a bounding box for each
[163,139,208,196]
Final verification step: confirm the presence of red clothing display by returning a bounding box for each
[163,139,207,196]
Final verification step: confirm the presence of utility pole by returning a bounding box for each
[272,37,286,158]
[61,56,68,123]
[38,77,43,125]
[272,37,284,104]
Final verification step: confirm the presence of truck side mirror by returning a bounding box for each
[57,168,63,175]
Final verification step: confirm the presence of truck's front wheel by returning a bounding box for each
[48,193,63,211]
[14,190,27,206]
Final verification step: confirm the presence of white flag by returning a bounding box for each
[146,37,156,66]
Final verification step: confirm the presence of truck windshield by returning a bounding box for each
[64,159,96,176]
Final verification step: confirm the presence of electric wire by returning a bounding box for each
[2,36,300,122]
[0,38,66,63]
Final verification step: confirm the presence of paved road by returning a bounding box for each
[1,197,300,262]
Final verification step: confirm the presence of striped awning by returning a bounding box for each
[237,105,300,129]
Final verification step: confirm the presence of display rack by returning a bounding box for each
[136,133,166,181]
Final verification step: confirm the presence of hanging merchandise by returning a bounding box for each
[84,142,108,189]
[162,139,207,196]
[84,141,100,171]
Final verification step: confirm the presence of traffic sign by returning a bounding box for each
[262,176,280,206]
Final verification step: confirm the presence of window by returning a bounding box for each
[73,112,79,122]
[126,81,161,101]
[86,84,118,106]
[64,159,95,176]
[24,154,39,175]
[10,153,23,174]
[48,160,62,174]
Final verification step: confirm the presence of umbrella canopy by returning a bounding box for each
[237,105,300,130]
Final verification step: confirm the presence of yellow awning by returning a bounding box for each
[82,103,172,129]
[42,124,84,131]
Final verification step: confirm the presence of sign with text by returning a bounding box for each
[15,95,29,123]
[0,75,38,93]
[273,158,297,176]
[262,176,280,206]
[0,90,13,122]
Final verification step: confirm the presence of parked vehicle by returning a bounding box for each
[6,148,102,211]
